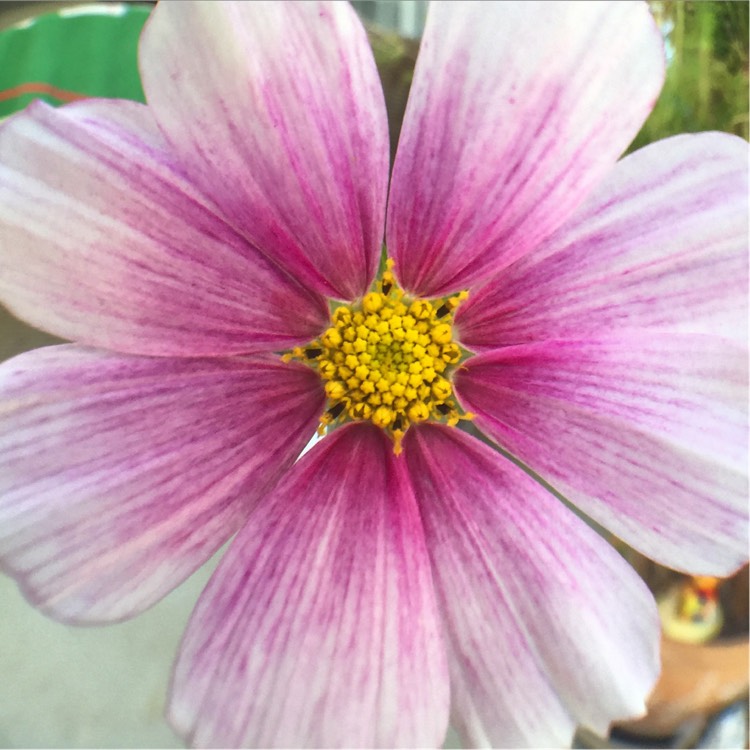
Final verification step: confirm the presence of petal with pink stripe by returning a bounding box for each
[405,424,660,746]
[0,345,325,623]
[140,0,389,301]
[455,336,748,575]
[456,133,749,350]
[387,0,664,297]
[169,424,449,748]
[0,99,329,356]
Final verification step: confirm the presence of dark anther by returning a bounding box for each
[382,281,392,295]
[393,416,403,431]
[436,403,451,415]
[328,402,345,419]
[304,348,323,359]
[436,304,450,317]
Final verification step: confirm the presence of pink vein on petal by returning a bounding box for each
[387,0,665,297]
[168,423,449,748]
[139,1,389,301]
[0,99,329,356]
[404,425,660,746]
[0,345,325,623]
[455,336,748,576]
[456,132,749,349]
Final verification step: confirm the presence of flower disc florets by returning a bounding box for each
[285,260,474,454]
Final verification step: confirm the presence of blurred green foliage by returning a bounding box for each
[631,0,749,149]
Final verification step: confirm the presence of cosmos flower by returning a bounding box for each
[0,0,747,747]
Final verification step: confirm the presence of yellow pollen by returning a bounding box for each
[321,327,342,348]
[362,292,384,313]
[431,323,452,344]
[285,258,474,452]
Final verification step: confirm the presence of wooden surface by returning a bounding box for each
[617,634,749,738]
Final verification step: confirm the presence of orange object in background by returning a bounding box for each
[616,565,748,746]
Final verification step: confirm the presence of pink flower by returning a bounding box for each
[0,1,747,747]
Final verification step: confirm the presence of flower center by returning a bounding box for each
[284,260,474,454]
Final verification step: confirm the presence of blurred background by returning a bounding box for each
[0,1,747,748]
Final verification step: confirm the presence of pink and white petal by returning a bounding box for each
[455,336,748,576]
[139,1,389,302]
[0,345,325,623]
[405,425,660,746]
[0,99,329,357]
[169,423,448,748]
[387,0,664,297]
[456,133,749,350]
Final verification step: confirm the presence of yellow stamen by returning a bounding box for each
[284,263,473,452]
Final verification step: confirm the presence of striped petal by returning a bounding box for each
[456,133,749,350]
[387,0,664,297]
[169,424,448,748]
[405,424,660,747]
[0,99,329,356]
[140,0,389,301]
[455,336,748,576]
[0,345,324,623]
